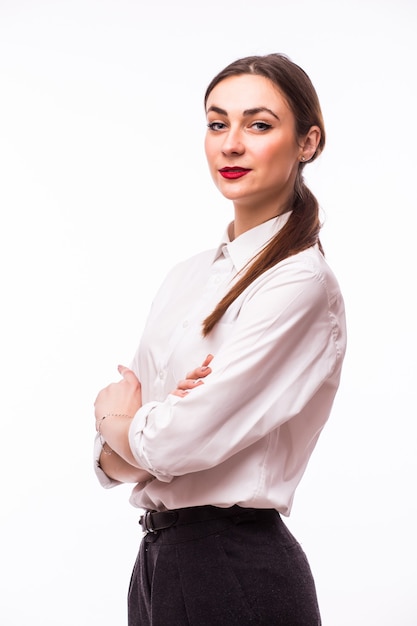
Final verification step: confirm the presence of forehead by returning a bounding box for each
[206,74,291,115]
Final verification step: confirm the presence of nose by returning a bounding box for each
[221,128,245,157]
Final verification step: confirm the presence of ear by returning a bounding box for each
[299,125,321,162]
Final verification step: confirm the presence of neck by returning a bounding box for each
[233,199,292,238]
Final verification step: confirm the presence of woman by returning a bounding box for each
[94,53,346,625]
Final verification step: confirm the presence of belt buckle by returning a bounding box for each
[140,511,156,534]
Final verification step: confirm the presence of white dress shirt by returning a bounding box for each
[95,213,347,516]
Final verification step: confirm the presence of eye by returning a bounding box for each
[207,121,227,131]
[251,121,272,131]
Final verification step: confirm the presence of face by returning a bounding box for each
[205,74,305,222]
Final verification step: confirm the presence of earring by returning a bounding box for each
[300,156,306,162]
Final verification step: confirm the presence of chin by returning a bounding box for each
[216,185,250,202]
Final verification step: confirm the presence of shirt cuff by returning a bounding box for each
[93,433,122,489]
[128,396,181,482]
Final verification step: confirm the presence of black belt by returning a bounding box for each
[139,504,256,534]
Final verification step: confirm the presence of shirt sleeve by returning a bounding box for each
[128,258,345,482]
[93,433,122,489]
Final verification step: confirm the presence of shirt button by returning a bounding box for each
[182,320,189,328]
[159,370,165,379]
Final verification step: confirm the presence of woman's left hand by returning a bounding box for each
[94,365,142,429]
[171,354,214,397]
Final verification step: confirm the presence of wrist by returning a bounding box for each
[97,412,132,454]
[96,412,132,431]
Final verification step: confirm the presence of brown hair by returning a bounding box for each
[202,53,326,336]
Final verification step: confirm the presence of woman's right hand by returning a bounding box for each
[94,365,142,430]
[171,354,214,397]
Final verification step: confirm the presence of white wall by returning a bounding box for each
[0,1,416,624]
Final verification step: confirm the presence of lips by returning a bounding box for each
[219,167,251,180]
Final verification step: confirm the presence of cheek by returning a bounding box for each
[204,151,214,176]
[263,140,299,171]
[204,138,219,181]
[204,136,214,164]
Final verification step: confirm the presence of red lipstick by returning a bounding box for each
[219,167,251,180]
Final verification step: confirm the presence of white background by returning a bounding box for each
[1,1,416,624]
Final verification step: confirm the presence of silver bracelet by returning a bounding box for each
[97,413,132,455]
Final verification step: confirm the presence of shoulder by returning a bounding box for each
[270,245,343,304]
[162,248,216,284]
[150,248,217,303]
[171,248,217,272]
[242,245,345,326]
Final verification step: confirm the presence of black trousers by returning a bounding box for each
[128,507,321,625]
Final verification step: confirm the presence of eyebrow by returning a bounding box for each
[206,105,279,120]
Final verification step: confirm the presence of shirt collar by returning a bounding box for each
[213,212,292,272]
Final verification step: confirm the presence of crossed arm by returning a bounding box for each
[94,355,213,483]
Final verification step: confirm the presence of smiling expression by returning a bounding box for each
[205,74,306,224]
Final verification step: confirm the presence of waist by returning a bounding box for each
[139,504,276,534]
